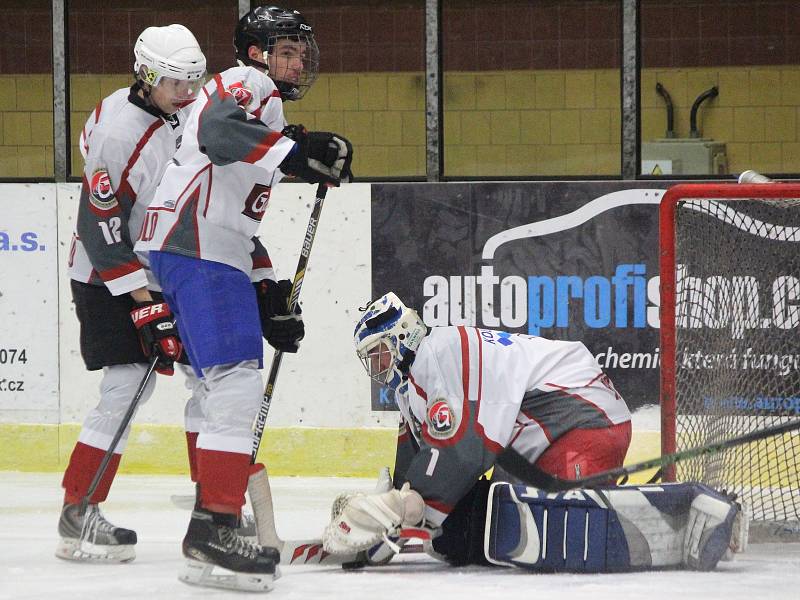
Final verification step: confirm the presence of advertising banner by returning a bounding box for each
[370,182,670,411]
[0,185,59,417]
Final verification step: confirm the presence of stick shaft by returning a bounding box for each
[251,183,328,463]
[79,356,158,514]
[500,417,800,492]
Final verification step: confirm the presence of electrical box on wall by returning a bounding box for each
[641,139,728,175]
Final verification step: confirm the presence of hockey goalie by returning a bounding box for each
[321,292,747,572]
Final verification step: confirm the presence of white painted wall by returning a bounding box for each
[2,182,390,428]
[0,184,60,423]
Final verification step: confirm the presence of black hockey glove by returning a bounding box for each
[254,279,304,353]
[130,301,183,375]
[279,124,353,187]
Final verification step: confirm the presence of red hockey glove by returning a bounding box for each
[130,301,183,375]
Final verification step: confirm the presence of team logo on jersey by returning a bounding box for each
[88,168,118,212]
[227,81,253,108]
[426,399,457,439]
[242,184,272,222]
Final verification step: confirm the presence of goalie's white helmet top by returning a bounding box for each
[133,24,206,85]
[354,292,427,389]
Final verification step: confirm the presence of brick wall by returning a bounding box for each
[1,1,799,178]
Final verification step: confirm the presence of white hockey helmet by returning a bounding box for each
[354,292,427,389]
[133,24,206,88]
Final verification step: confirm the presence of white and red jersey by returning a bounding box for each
[68,86,185,295]
[394,327,631,525]
[134,66,295,280]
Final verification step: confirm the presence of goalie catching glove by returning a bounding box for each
[279,124,353,187]
[323,482,425,554]
[254,279,304,353]
[130,301,182,375]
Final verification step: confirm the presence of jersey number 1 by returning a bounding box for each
[425,448,440,476]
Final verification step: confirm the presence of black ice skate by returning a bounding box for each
[187,482,259,542]
[55,503,137,563]
[179,508,280,592]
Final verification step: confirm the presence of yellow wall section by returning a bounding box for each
[0,75,54,177]
[2,66,799,179]
[4,423,796,485]
[1,422,661,483]
[1,423,398,477]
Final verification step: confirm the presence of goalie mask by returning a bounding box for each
[234,5,319,101]
[354,292,427,389]
[133,24,206,108]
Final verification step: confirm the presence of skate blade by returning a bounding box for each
[55,538,135,563]
[179,558,280,593]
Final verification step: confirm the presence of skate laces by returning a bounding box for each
[80,505,116,544]
[218,525,262,560]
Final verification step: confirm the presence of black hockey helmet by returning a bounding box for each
[234,5,319,101]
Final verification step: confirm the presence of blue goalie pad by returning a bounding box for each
[484,482,629,572]
[484,482,738,573]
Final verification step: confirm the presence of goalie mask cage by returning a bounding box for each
[660,183,800,542]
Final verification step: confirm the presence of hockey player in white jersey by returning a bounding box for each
[134,5,353,592]
[58,25,207,564]
[322,293,746,572]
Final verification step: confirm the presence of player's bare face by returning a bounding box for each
[267,38,306,85]
[149,77,203,114]
[366,342,393,381]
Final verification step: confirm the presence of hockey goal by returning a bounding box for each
[660,183,800,541]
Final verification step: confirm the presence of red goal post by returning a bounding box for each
[659,183,800,536]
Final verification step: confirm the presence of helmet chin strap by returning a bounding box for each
[135,81,179,120]
[240,54,270,74]
[136,78,151,98]
[239,53,297,101]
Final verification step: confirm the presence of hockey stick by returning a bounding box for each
[250,182,327,464]
[244,186,429,565]
[248,464,363,565]
[249,466,428,566]
[76,355,159,553]
[246,183,337,561]
[497,417,800,493]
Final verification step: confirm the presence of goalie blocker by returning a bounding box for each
[326,479,747,573]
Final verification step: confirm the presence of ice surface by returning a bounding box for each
[1,473,798,600]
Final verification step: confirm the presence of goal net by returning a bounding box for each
[659,183,800,541]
